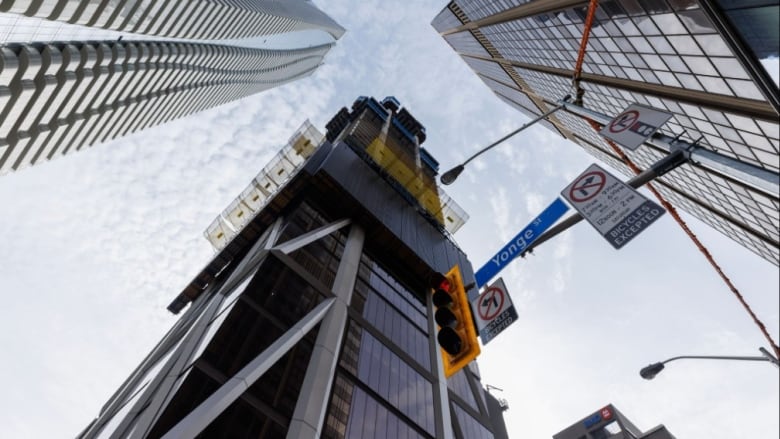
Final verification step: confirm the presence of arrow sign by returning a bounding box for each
[474,197,569,287]
[471,278,518,345]
[483,294,499,310]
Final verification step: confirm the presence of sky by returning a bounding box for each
[0,1,778,438]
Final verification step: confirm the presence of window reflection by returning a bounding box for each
[353,329,435,435]
[345,386,427,439]
[332,323,435,438]
[452,402,494,439]
[447,369,479,411]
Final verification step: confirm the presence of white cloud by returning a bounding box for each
[0,1,777,438]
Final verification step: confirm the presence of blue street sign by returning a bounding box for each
[474,198,569,287]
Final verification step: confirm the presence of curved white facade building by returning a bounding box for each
[0,1,344,174]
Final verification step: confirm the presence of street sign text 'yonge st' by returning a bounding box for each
[474,198,569,287]
[562,164,665,249]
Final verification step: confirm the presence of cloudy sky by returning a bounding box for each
[0,1,777,438]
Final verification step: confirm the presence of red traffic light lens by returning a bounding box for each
[430,272,449,291]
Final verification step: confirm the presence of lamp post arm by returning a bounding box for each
[661,355,771,365]
[640,349,779,379]
[461,101,568,168]
[440,97,570,185]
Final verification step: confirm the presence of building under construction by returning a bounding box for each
[79,96,507,439]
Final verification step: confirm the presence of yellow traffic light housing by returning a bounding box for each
[431,265,481,377]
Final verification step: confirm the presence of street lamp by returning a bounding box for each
[440,95,571,185]
[640,347,780,380]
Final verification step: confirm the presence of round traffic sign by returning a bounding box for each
[608,110,639,134]
[478,287,505,321]
[568,171,606,203]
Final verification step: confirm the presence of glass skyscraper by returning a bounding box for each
[433,0,779,265]
[79,97,506,439]
[0,1,344,175]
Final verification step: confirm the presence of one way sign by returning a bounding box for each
[470,278,518,345]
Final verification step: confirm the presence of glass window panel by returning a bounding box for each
[613,36,635,52]
[612,51,631,66]
[623,66,644,80]
[668,0,699,10]
[701,108,730,126]
[618,18,641,35]
[639,68,660,83]
[599,51,617,65]
[627,53,649,68]
[683,55,718,76]
[651,13,687,33]
[726,113,762,135]
[677,10,716,33]
[361,392,377,438]
[355,331,435,435]
[628,36,653,53]
[647,36,675,54]
[726,79,764,100]
[698,75,732,95]
[692,118,719,135]
[599,36,621,52]
[641,53,668,70]
[663,55,690,73]
[587,51,605,64]
[668,35,704,55]
[447,370,478,410]
[452,402,494,439]
[727,141,759,159]
[676,73,703,90]
[711,57,751,79]
[715,124,744,142]
[754,148,779,168]
[444,31,489,56]
[619,0,647,15]
[694,34,733,57]
[656,71,682,86]
[634,15,661,34]
[756,120,780,140]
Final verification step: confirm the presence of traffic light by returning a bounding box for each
[431,265,480,377]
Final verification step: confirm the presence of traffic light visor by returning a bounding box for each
[430,265,481,378]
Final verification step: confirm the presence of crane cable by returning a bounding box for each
[569,0,780,358]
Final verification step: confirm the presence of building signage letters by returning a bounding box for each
[474,198,569,288]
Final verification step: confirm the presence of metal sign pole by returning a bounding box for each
[561,101,779,197]
[521,149,689,256]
